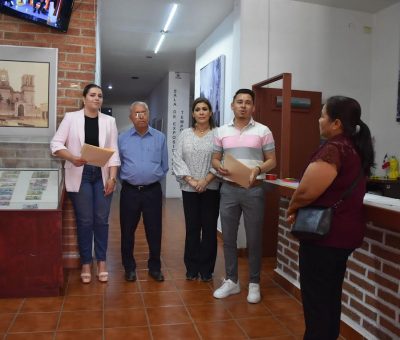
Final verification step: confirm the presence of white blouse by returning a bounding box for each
[172,128,219,192]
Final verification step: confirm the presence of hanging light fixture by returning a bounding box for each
[154,3,178,54]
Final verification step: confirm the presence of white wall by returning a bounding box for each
[195,0,400,248]
[195,7,240,124]
[148,74,169,133]
[112,104,132,133]
[240,0,373,121]
[370,2,400,175]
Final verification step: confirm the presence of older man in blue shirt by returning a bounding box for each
[118,101,169,282]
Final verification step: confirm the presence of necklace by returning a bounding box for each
[195,125,209,134]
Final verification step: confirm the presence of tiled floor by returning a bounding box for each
[0,197,306,339]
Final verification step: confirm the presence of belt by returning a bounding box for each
[225,180,263,188]
[122,181,159,191]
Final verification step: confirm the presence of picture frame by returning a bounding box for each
[0,45,57,140]
[200,55,225,127]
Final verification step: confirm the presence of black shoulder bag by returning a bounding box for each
[290,170,364,241]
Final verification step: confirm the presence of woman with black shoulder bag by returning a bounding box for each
[286,96,375,340]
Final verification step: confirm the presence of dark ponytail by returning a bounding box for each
[325,96,375,176]
[351,120,375,176]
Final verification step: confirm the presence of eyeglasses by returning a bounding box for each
[135,112,147,118]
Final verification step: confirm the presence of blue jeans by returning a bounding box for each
[69,165,112,264]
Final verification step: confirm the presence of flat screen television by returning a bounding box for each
[0,0,74,32]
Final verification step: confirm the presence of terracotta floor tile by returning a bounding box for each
[104,292,143,309]
[20,297,64,313]
[6,332,55,340]
[104,307,147,328]
[55,329,103,340]
[237,316,291,338]
[263,297,303,316]
[261,286,294,300]
[104,280,140,294]
[179,289,220,305]
[58,310,102,331]
[133,252,151,261]
[225,301,272,319]
[195,320,246,339]
[0,313,15,333]
[147,305,191,325]
[134,268,171,281]
[151,323,200,339]
[0,299,23,313]
[174,279,213,291]
[142,291,183,307]
[187,304,231,322]
[63,294,103,311]
[9,312,59,332]
[0,199,353,339]
[139,280,177,292]
[276,314,306,336]
[167,268,187,280]
[104,326,151,340]
[254,336,298,340]
[65,281,107,296]
[134,245,150,253]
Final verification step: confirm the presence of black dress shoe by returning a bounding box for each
[148,270,164,282]
[125,271,136,282]
[200,274,213,282]
[186,273,198,281]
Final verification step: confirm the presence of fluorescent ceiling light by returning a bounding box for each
[108,85,113,89]
[154,34,165,54]
[163,3,178,32]
[154,3,178,54]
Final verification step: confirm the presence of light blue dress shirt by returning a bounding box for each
[118,126,169,185]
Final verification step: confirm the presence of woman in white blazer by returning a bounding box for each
[50,84,120,283]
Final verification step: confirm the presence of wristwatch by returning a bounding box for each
[109,177,117,183]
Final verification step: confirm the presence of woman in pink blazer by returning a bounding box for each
[51,84,120,283]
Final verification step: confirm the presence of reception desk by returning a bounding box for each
[264,180,400,340]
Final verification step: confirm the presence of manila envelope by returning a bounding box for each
[81,143,115,167]
[223,154,252,188]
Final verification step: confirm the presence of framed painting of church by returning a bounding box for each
[0,45,57,140]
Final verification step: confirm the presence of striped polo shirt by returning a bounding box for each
[213,117,275,180]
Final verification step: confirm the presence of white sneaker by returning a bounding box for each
[213,279,240,299]
[247,283,261,303]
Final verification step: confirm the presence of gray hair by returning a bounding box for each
[130,101,149,113]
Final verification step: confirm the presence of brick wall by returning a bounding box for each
[0,0,98,268]
[276,197,400,340]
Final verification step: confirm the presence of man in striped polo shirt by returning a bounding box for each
[212,88,276,303]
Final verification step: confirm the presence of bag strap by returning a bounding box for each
[332,169,364,208]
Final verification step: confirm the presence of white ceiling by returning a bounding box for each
[99,0,400,105]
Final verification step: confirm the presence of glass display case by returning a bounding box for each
[0,139,65,297]
[0,167,63,210]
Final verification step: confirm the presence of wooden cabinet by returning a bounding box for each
[0,208,64,297]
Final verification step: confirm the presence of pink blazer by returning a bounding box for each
[50,109,121,192]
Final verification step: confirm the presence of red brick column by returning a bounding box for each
[0,0,98,269]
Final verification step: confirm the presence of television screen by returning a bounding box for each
[0,0,74,32]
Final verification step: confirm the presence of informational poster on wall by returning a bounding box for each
[166,71,190,198]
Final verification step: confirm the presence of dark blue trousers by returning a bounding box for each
[120,181,162,272]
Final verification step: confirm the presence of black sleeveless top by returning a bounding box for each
[84,115,99,147]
